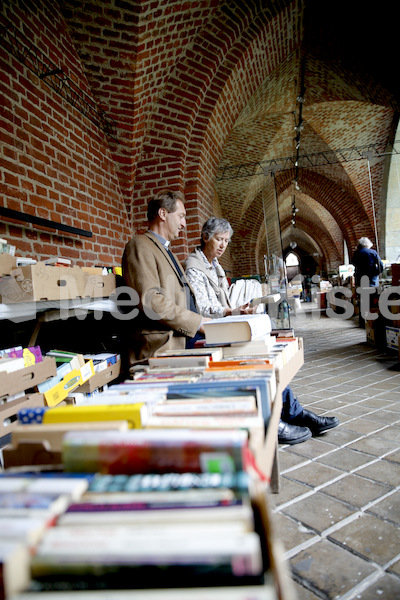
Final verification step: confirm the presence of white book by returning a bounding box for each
[145,413,264,431]
[44,257,72,266]
[148,355,210,369]
[77,389,166,407]
[0,478,32,493]
[0,477,88,518]
[32,523,262,573]
[16,257,37,266]
[0,515,52,547]
[203,314,272,345]
[153,347,224,361]
[249,293,281,306]
[0,356,25,373]
[152,396,258,416]
[27,477,88,499]
[0,492,71,518]
[0,477,88,498]
[221,334,275,357]
[62,427,249,445]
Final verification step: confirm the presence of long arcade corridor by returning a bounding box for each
[270,306,400,599]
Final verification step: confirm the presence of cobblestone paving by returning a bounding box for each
[269,305,400,599]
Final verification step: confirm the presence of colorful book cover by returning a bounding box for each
[18,406,48,425]
[62,429,248,475]
[7,345,43,366]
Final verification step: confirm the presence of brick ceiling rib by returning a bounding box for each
[59,0,400,275]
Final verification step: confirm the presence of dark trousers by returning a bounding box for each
[186,331,205,349]
[281,386,303,421]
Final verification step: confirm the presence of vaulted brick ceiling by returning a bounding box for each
[59,0,400,276]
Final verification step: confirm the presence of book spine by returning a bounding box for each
[88,471,249,493]
[62,437,246,475]
[152,398,257,416]
[42,404,147,429]
[63,497,243,513]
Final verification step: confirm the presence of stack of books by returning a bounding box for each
[0,474,90,598]
[0,432,271,594]
[0,314,300,598]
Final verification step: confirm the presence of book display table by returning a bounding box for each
[0,297,120,347]
[263,338,304,493]
[0,304,302,600]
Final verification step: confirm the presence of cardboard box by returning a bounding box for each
[43,360,95,407]
[0,254,17,276]
[0,357,57,398]
[0,393,45,438]
[81,267,103,275]
[0,264,88,302]
[74,359,121,394]
[9,420,129,453]
[83,272,116,298]
[0,264,117,303]
[385,326,400,350]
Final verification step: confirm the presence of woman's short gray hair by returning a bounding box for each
[201,217,233,248]
[358,237,373,249]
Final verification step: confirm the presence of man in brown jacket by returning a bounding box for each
[122,189,207,366]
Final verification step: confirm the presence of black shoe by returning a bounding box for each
[290,409,339,436]
[278,420,312,445]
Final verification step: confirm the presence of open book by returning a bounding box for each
[203,314,272,345]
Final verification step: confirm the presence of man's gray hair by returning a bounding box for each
[358,237,373,249]
[200,217,234,248]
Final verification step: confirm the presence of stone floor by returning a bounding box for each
[269,304,400,600]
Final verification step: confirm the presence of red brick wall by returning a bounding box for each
[0,0,391,280]
[0,1,131,267]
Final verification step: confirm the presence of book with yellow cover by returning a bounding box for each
[43,360,95,407]
[42,403,148,429]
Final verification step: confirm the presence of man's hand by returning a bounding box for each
[199,317,212,334]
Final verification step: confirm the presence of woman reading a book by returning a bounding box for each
[185,217,339,445]
[184,217,257,318]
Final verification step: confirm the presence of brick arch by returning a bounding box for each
[183,2,301,217]
[221,167,354,277]
[280,216,342,273]
[219,164,376,274]
[282,229,321,262]
[131,1,300,246]
[274,168,373,253]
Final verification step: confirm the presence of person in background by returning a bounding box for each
[351,237,383,328]
[351,237,383,288]
[185,217,339,445]
[122,189,209,367]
